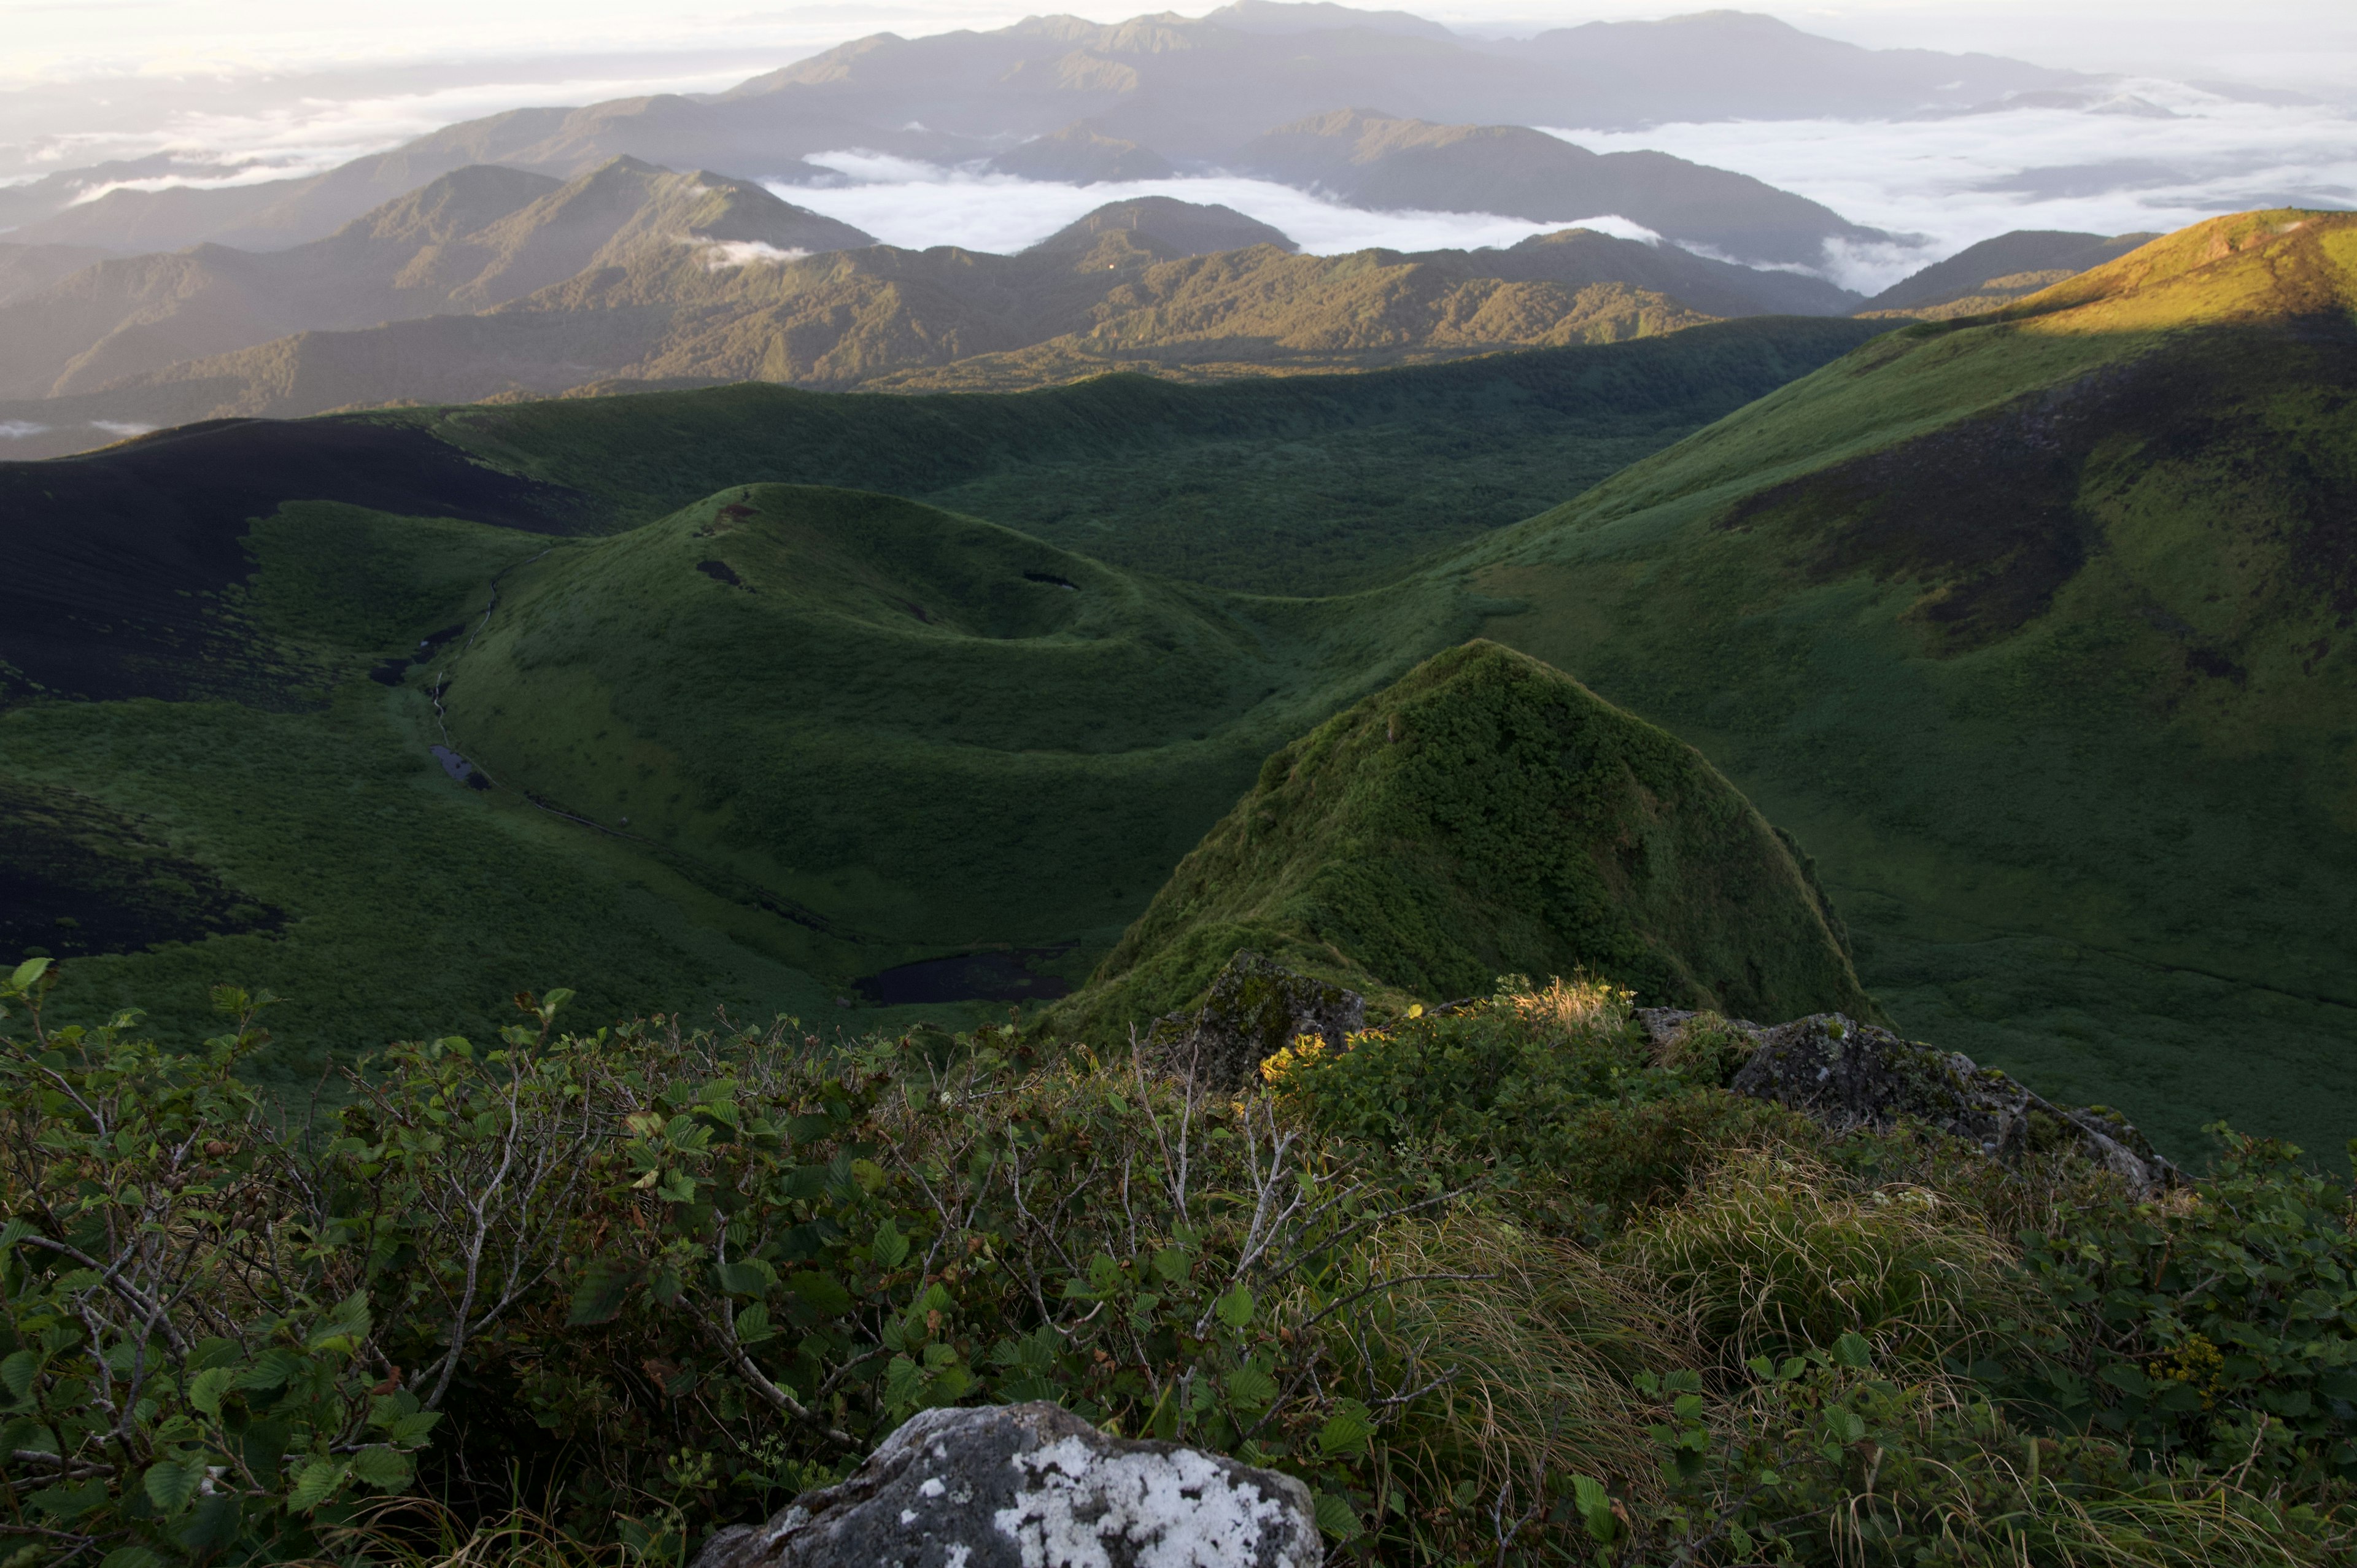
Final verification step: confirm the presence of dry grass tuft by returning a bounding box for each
[1621,1146,2040,1373]
[1369,1209,1685,1507]
[1499,974,1633,1041]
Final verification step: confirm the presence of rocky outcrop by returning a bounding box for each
[691,1401,1320,1568]
[1639,1008,2178,1194]
[1144,951,1364,1091]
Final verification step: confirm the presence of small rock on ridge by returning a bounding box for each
[1638,1008,2178,1194]
[691,1401,1322,1568]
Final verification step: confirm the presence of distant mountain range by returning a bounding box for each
[0,159,1887,454]
[0,152,2164,458]
[0,6,2102,266]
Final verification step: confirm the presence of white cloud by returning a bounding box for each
[88,420,153,437]
[0,420,53,438]
[774,156,1663,257]
[699,239,811,269]
[1543,88,2357,292]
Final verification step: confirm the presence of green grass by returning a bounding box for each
[1057,641,1878,1035]
[1462,211,2357,1156]
[435,484,1480,954]
[411,317,1886,594]
[0,690,838,1084]
[10,215,2357,1157]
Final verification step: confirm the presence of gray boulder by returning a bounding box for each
[1638,1008,2178,1194]
[1145,951,1364,1091]
[692,1402,1321,1568]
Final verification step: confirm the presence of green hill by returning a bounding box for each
[10,210,2357,1158]
[1460,209,2357,1155]
[2,326,1875,1072]
[1059,639,1879,1034]
[422,484,1476,968]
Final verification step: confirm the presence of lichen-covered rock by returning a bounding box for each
[691,1402,1320,1568]
[1638,1007,2178,1195]
[1144,950,1364,1091]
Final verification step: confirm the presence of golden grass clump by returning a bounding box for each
[1620,1146,2040,1372]
[1499,974,1633,1040]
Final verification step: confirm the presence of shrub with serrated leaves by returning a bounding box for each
[11,956,2357,1568]
[1,962,1574,1564]
[0,960,441,1567]
[2011,1126,2357,1485]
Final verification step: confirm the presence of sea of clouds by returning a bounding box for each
[3,8,2351,293]
[757,88,2356,293]
[1550,84,2357,291]
[769,152,1665,257]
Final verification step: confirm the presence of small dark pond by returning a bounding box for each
[430,746,491,790]
[855,948,1073,1006]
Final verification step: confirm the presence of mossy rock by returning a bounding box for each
[1140,950,1366,1091]
[1698,1009,2178,1193]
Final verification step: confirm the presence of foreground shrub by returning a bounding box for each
[2015,1127,2357,1485]
[0,962,1600,1564]
[1266,976,1814,1235]
[0,968,444,1565]
[7,960,2356,1566]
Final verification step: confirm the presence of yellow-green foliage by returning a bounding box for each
[1062,641,1879,1033]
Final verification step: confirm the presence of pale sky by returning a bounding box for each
[0,1,2348,91]
[2,0,2347,280]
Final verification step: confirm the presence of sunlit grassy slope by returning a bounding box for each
[1465,210,2357,1156]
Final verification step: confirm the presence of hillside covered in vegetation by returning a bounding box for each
[5,958,2351,1567]
[4,210,2355,1160]
[1062,641,1878,1035]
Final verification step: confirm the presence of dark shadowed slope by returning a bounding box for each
[0,419,587,706]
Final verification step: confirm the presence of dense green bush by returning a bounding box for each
[2013,1129,2357,1483]
[1265,979,1813,1237]
[6,959,2355,1566]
